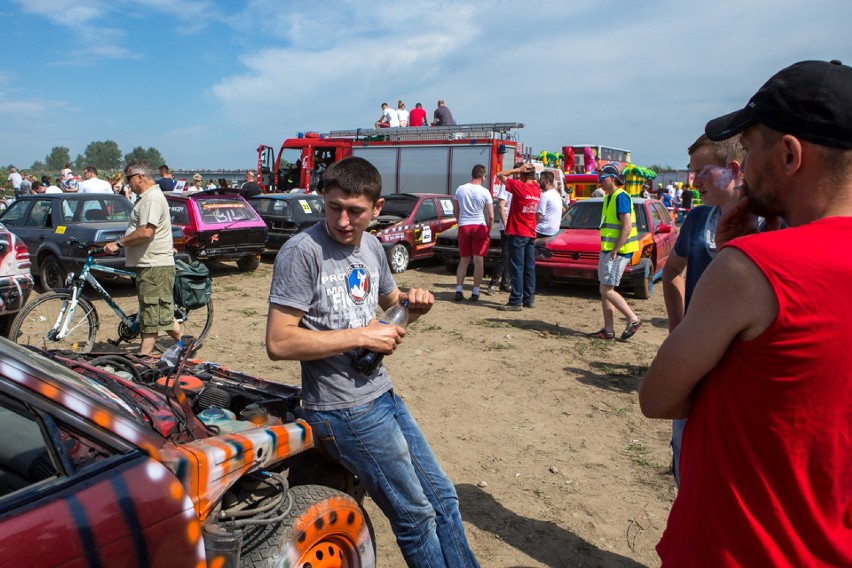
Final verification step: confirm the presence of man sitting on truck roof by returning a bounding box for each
[431,99,456,126]
[374,102,399,128]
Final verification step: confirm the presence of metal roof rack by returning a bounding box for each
[325,122,524,142]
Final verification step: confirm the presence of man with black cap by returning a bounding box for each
[639,60,852,566]
[590,162,642,339]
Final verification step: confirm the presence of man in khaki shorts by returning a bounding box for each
[104,159,179,354]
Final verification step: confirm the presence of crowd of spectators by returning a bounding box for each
[4,164,262,202]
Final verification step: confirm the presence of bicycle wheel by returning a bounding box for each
[10,292,99,353]
[155,300,213,353]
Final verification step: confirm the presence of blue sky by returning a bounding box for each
[2,0,851,172]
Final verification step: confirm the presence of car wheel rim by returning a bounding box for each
[391,247,408,271]
[296,539,351,568]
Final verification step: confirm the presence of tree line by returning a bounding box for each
[21,141,166,174]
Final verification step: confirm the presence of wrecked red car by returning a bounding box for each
[0,339,375,567]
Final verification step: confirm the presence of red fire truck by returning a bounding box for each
[256,123,525,195]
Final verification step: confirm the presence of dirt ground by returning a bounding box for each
[53,253,677,567]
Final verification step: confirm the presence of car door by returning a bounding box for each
[648,202,677,260]
[436,196,457,233]
[412,198,442,257]
[0,392,203,567]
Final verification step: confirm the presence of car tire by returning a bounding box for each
[387,243,409,273]
[239,485,375,568]
[633,258,655,299]
[444,260,459,273]
[39,255,67,291]
[236,254,261,272]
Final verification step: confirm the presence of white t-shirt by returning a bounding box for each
[494,183,512,231]
[7,172,22,188]
[79,177,113,194]
[454,182,492,226]
[45,186,62,194]
[397,108,409,126]
[382,108,399,127]
[536,188,563,236]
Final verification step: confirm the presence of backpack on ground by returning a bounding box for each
[173,259,211,310]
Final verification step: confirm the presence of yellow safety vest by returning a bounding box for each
[600,188,639,254]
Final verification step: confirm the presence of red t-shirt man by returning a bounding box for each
[657,218,852,567]
[408,106,427,127]
[504,177,540,238]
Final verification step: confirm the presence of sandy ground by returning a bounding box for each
[46,254,677,567]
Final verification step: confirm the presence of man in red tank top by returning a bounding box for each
[639,60,852,566]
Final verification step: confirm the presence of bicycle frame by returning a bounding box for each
[51,254,140,341]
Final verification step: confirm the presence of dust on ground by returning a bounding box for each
[54,254,677,567]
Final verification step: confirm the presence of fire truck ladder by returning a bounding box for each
[326,122,524,142]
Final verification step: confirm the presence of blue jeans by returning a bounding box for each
[672,418,687,487]
[507,235,536,306]
[305,390,479,568]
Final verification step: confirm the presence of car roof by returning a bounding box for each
[574,196,653,204]
[383,193,448,201]
[166,190,248,202]
[12,193,126,200]
[249,193,323,200]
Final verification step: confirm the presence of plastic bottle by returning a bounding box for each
[161,340,183,368]
[352,300,409,375]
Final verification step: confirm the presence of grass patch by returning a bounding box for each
[475,319,513,328]
[625,442,667,471]
[484,343,513,351]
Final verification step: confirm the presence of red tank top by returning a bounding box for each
[657,217,852,567]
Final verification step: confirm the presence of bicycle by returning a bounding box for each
[9,241,213,354]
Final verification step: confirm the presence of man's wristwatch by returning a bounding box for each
[116,240,124,249]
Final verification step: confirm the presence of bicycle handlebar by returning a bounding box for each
[68,238,110,257]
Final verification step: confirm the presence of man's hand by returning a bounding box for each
[715,195,759,248]
[361,318,405,354]
[400,288,434,316]
[103,241,120,255]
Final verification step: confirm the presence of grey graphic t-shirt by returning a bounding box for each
[269,222,396,410]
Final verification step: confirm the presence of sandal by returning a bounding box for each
[621,319,642,340]
[589,328,615,340]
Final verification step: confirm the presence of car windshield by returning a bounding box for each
[379,195,419,218]
[196,198,258,224]
[561,201,603,229]
[1,338,140,418]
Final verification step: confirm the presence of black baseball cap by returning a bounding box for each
[705,60,852,149]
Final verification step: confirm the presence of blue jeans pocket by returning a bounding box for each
[345,396,380,420]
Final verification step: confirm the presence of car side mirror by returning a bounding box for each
[656,223,672,234]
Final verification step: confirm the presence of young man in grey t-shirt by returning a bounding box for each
[266,157,479,567]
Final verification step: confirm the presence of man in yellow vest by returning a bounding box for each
[590,163,642,340]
